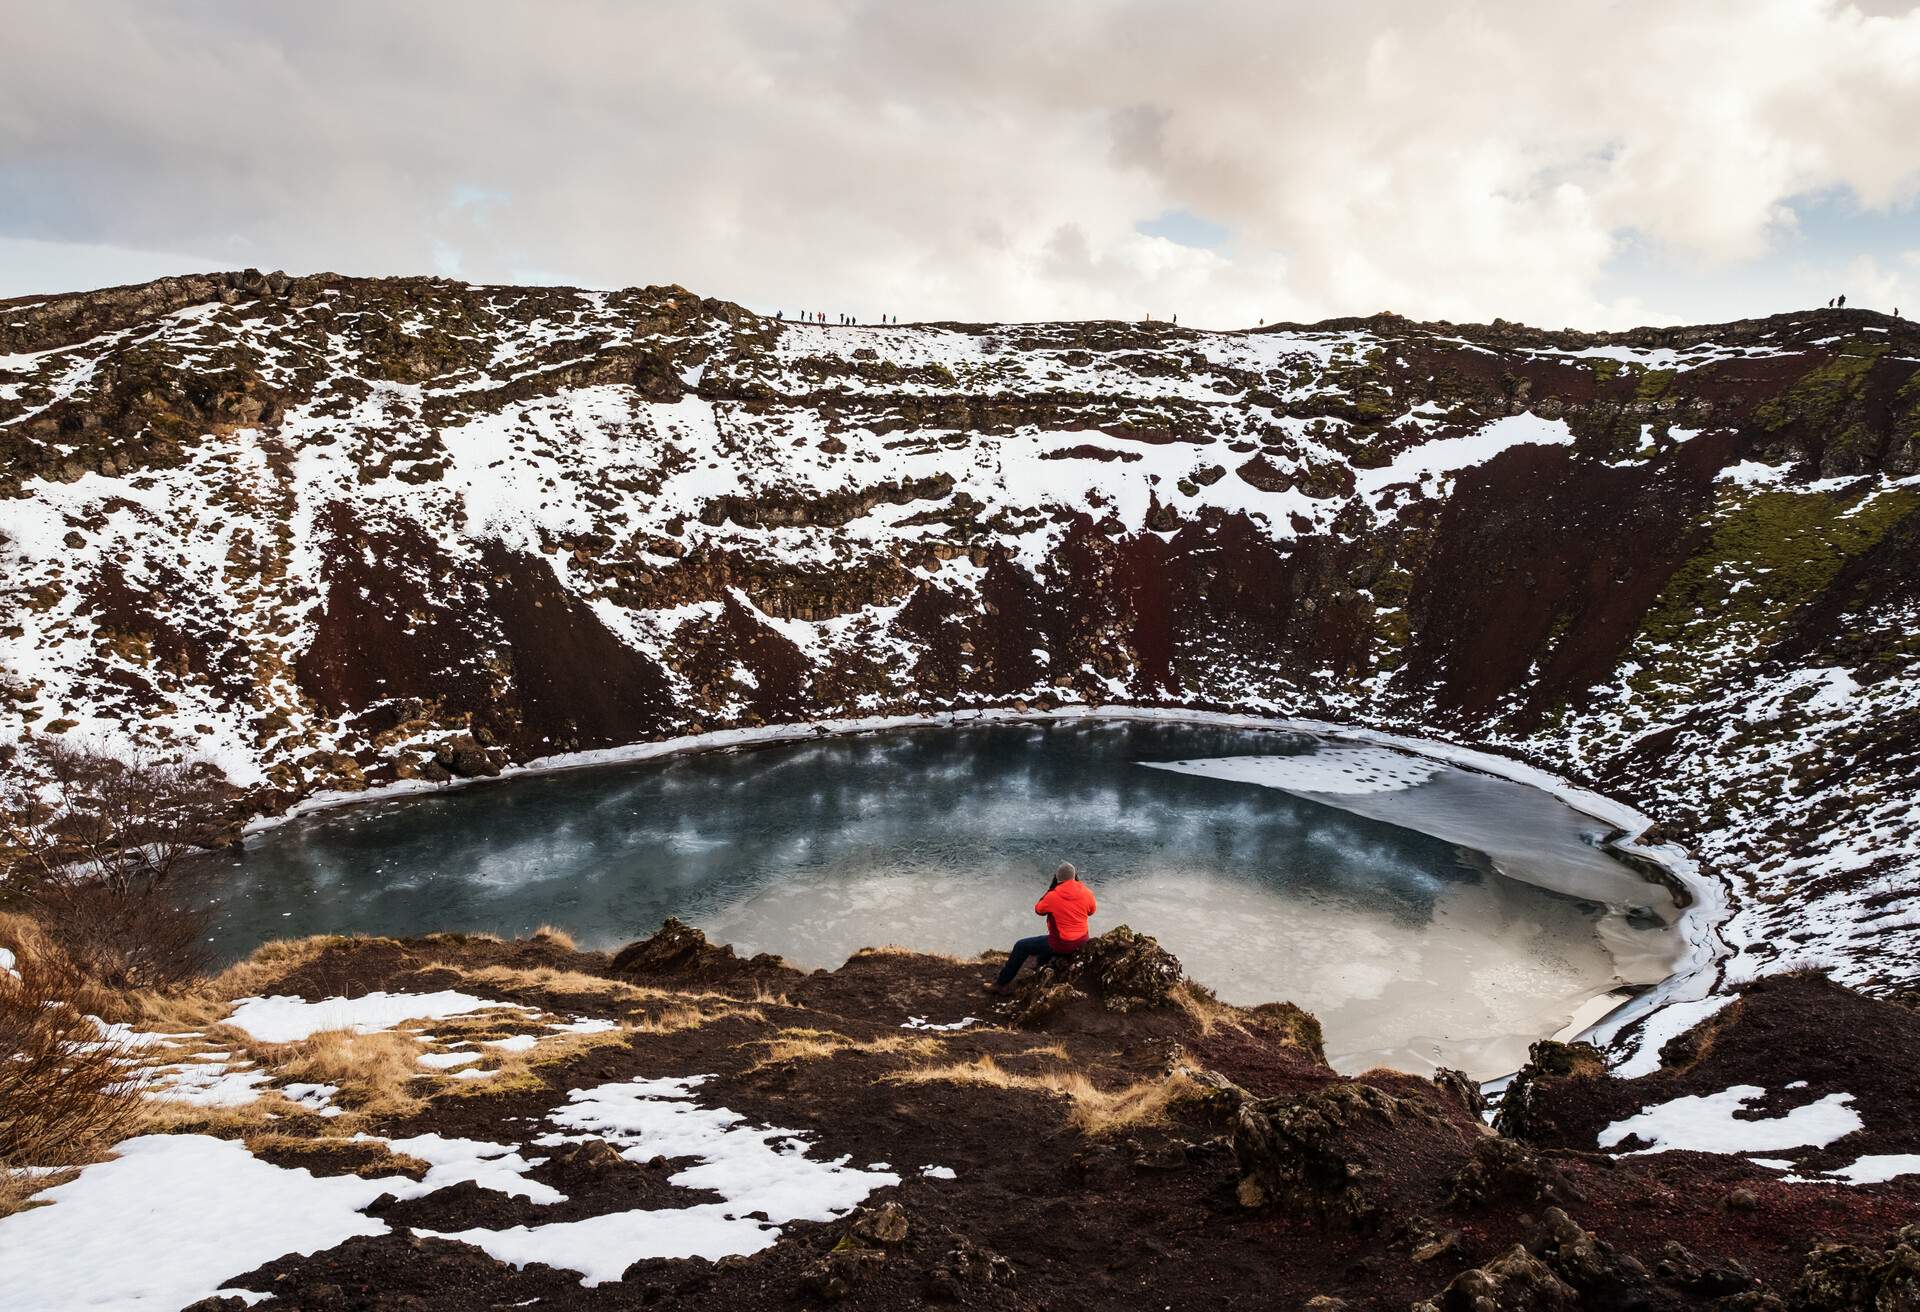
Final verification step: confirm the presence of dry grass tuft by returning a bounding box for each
[447,963,668,1005]
[746,1027,943,1070]
[632,1004,764,1035]
[1169,980,1244,1035]
[0,1166,78,1219]
[1017,1042,1071,1062]
[133,1093,305,1138]
[530,925,578,951]
[94,934,399,1032]
[268,1029,426,1119]
[891,1056,1206,1136]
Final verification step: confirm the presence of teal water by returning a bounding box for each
[190,721,1681,1075]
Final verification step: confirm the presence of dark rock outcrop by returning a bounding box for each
[1232,1082,1417,1227]
[1493,1040,1605,1142]
[1791,1224,1920,1310]
[608,917,787,984]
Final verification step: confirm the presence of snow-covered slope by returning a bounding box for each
[2,271,1917,994]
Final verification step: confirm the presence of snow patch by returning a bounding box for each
[425,1075,899,1285]
[0,1135,386,1311]
[1816,1153,1920,1185]
[1610,994,1734,1079]
[225,991,531,1043]
[1598,1085,1862,1156]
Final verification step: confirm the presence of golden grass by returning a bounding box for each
[133,1093,308,1138]
[889,1056,1206,1136]
[97,933,402,1031]
[1169,980,1244,1035]
[0,1166,78,1219]
[1017,1042,1071,1062]
[746,1027,943,1070]
[631,1004,765,1035]
[268,1029,426,1119]
[445,963,669,1005]
[530,925,578,951]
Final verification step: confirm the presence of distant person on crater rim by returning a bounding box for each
[985,862,1097,993]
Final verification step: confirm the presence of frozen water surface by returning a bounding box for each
[191,722,1685,1077]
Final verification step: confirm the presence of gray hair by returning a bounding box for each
[1055,862,1078,881]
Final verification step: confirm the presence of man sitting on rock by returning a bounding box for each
[986,862,1097,993]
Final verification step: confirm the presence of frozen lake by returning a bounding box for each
[191,720,1685,1077]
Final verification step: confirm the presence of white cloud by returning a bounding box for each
[1,1,1917,328]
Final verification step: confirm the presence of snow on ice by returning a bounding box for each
[1142,745,1444,795]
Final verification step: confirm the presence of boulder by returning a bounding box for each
[431,735,505,779]
[1058,924,1183,1013]
[608,917,785,983]
[849,1201,910,1247]
[1447,1137,1584,1209]
[1012,982,1085,1028]
[1655,1240,1755,1298]
[1412,1244,1579,1311]
[1791,1224,1920,1310]
[1432,1067,1488,1120]
[802,1203,914,1300]
[925,1239,1016,1301]
[1492,1040,1605,1142]
[1232,1082,1412,1228]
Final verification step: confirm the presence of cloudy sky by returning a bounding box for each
[3,1,1918,329]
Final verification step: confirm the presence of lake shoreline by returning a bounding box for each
[226,703,1729,1083]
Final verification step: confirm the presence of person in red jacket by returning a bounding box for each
[986,863,1096,992]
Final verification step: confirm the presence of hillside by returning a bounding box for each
[3,271,1917,1000]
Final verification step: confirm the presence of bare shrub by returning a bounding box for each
[1,739,230,988]
[0,930,143,1178]
[28,883,210,990]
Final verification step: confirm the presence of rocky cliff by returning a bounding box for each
[2,273,1917,995]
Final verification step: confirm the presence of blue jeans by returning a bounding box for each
[996,934,1061,987]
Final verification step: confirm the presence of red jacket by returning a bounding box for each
[1036,879,1097,952]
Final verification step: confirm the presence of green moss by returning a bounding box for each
[1752,344,1889,473]
[1631,366,1676,404]
[1624,482,1920,716]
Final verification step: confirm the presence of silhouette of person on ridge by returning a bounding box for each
[985,863,1097,993]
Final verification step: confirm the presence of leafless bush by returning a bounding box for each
[28,883,211,990]
[0,930,144,1175]
[2,737,229,894]
[1,739,229,988]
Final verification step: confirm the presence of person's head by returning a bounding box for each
[1053,861,1077,887]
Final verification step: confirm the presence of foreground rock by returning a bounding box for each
[5,919,1915,1309]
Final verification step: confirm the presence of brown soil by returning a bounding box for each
[145,927,1920,1311]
